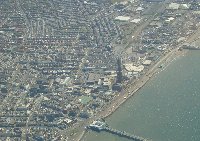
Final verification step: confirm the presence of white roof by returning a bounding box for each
[131,19,141,23]
[168,17,175,21]
[168,3,180,10]
[193,11,200,14]
[115,16,130,21]
[165,17,175,22]
[119,1,128,5]
[124,64,144,72]
[180,4,190,9]
[142,60,152,65]
[64,118,72,123]
[177,37,186,43]
[136,7,144,11]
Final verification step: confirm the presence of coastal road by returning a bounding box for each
[69,1,174,140]
[69,0,200,140]
[185,26,200,44]
[74,49,179,141]
[75,24,200,140]
[77,25,200,140]
[100,18,200,120]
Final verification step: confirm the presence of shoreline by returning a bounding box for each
[77,48,187,141]
[101,49,187,119]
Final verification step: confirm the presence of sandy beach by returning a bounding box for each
[73,47,187,141]
[73,8,200,141]
[98,48,187,120]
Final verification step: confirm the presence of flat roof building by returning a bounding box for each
[115,16,131,22]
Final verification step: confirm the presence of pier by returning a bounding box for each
[86,121,149,141]
[182,47,200,50]
[181,44,200,50]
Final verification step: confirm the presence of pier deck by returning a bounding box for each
[87,121,149,141]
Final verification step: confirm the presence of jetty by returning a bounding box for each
[181,43,200,50]
[182,46,200,50]
[86,121,149,141]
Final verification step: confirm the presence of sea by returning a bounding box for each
[82,51,200,141]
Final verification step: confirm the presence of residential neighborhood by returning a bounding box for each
[0,0,200,140]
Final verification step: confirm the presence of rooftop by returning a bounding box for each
[115,16,131,21]
[124,64,144,72]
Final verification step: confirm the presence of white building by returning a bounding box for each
[115,16,131,22]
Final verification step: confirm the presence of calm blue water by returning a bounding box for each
[83,51,200,141]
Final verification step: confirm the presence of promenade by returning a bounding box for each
[75,48,186,141]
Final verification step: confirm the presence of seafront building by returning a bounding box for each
[0,0,199,140]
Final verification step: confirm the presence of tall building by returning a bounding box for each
[116,58,122,83]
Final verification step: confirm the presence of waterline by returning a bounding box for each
[83,51,200,141]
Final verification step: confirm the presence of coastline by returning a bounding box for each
[100,48,187,119]
[77,48,187,141]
